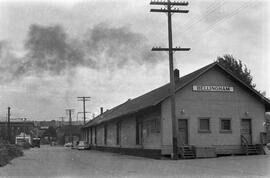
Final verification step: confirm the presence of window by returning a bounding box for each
[104,124,107,145]
[220,118,232,133]
[150,119,160,133]
[198,118,210,133]
[116,121,121,145]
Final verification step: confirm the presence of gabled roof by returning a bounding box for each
[83,62,270,128]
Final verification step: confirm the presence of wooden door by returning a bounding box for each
[178,119,188,146]
[241,119,252,145]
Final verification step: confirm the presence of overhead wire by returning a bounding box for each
[181,0,221,26]
[180,0,227,35]
[188,0,256,43]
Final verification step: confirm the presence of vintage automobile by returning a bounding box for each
[32,138,41,148]
[64,142,73,147]
[77,141,89,150]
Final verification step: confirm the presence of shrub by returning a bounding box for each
[0,144,23,167]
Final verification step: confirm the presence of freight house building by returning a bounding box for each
[82,62,270,159]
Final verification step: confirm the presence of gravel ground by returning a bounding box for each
[0,145,269,178]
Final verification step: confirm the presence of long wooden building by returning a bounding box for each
[81,62,270,159]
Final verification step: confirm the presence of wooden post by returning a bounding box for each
[150,0,190,159]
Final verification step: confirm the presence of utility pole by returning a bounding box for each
[66,109,74,144]
[77,97,91,125]
[58,117,65,128]
[7,107,11,143]
[23,118,26,141]
[150,0,190,160]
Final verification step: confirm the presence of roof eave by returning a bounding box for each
[82,104,160,128]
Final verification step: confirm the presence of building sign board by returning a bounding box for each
[193,85,234,92]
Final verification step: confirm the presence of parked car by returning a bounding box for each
[64,142,72,147]
[71,141,79,149]
[32,138,41,148]
[77,141,89,150]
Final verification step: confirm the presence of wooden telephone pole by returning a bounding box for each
[66,109,74,144]
[7,107,11,143]
[150,0,190,160]
[58,117,65,127]
[77,97,91,125]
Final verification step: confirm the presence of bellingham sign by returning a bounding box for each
[193,85,234,92]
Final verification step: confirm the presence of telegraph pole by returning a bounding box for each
[66,109,74,144]
[7,107,11,143]
[58,117,65,127]
[23,118,26,141]
[150,0,190,160]
[77,97,91,125]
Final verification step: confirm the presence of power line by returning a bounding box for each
[181,0,227,35]
[202,1,254,34]
[188,1,255,43]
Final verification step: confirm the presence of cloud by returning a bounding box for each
[0,23,164,83]
[0,23,166,120]
[21,24,85,75]
[83,23,162,70]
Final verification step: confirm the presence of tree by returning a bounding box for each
[216,54,256,88]
[42,126,57,138]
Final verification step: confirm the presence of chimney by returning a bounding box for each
[174,69,180,82]
[100,107,103,115]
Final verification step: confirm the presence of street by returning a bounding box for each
[0,146,269,178]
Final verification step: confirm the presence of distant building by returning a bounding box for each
[82,62,270,159]
[0,121,35,144]
[37,120,59,128]
[56,125,82,145]
[35,120,84,128]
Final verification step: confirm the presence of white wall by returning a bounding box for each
[161,66,266,154]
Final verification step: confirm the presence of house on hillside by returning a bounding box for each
[81,62,270,159]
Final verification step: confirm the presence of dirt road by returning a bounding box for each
[0,146,269,177]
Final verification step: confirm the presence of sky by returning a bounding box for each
[0,0,269,122]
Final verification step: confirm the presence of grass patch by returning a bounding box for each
[0,144,23,167]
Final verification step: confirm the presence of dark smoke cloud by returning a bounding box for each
[0,23,163,82]
[21,24,85,75]
[83,24,162,70]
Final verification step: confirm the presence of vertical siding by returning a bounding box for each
[88,128,91,143]
[121,116,137,148]
[107,121,117,146]
[86,106,162,150]
[97,125,104,146]
[141,109,162,149]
